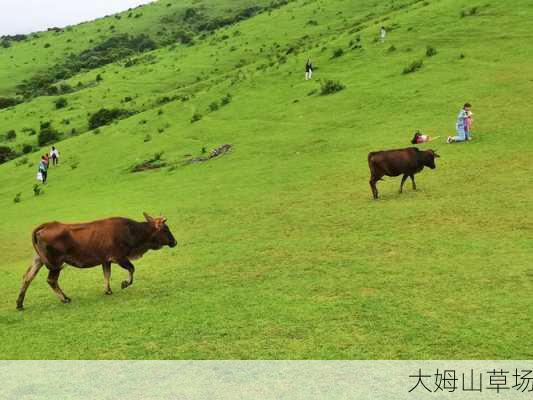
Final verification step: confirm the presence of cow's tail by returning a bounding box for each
[367,152,384,181]
[32,224,50,265]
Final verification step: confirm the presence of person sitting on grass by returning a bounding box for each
[411,130,435,144]
[447,103,472,143]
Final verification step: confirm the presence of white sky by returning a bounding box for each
[0,0,155,36]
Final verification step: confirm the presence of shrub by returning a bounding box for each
[387,45,396,53]
[22,144,33,154]
[13,193,22,203]
[22,127,36,135]
[55,97,68,109]
[190,113,202,123]
[33,184,43,196]
[320,80,346,95]
[15,157,28,166]
[426,46,437,57]
[220,93,232,106]
[38,123,60,146]
[96,74,103,82]
[0,97,21,109]
[5,130,16,141]
[88,108,131,129]
[402,60,423,74]
[0,146,15,164]
[331,48,344,58]
[208,101,219,112]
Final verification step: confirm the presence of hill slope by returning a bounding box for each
[0,0,532,359]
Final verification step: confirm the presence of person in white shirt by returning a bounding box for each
[380,26,386,43]
[50,146,60,166]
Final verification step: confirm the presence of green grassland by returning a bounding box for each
[0,0,532,359]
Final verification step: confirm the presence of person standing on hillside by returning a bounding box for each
[305,59,313,80]
[380,26,387,43]
[38,155,49,184]
[447,103,472,143]
[50,146,60,166]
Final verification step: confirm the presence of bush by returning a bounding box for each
[331,48,344,58]
[22,127,36,135]
[5,130,16,141]
[402,60,423,74]
[320,80,346,95]
[54,97,68,109]
[208,101,219,112]
[13,193,22,203]
[0,146,15,164]
[0,97,21,109]
[38,126,60,146]
[33,184,43,196]
[190,113,202,123]
[15,157,28,166]
[22,144,33,154]
[88,108,132,129]
[220,93,232,106]
[426,46,437,57]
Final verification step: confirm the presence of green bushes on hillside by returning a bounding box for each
[17,34,158,98]
[0,146,15,164]
[38,122,60,146]
[0,97,22,109]
[54,97,68,109]
[4,130,16,141]
[320,80,346,95]
[402,59,423,74]
[88,108,133,129]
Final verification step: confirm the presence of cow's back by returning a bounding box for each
[33,217,137,268]
[368,148,419,177]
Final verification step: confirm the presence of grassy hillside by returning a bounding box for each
[0,0,532,359]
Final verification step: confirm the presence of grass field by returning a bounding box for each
[0,0,532,359]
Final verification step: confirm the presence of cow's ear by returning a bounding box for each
[143,212,154,223]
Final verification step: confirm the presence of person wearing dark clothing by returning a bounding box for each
[38,155,49,184]
[305,59,313,80]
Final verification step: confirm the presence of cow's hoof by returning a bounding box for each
[104,289,113,295]
[121,281,129,289]
[62,297,71,304]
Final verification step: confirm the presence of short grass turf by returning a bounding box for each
[0,0,532,359]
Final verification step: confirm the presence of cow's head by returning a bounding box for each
[424,149,440,169]
[144,212,177,249]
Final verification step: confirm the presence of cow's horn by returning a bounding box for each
[143,212,154,222]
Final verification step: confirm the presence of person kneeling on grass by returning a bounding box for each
[447,102,472,143]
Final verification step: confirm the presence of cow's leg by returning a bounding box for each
[47,269,71,304]
[102,262,112,295]
[118,260,135,289]
[410,175,417,190]
[399,174,409,193]
[16,254,43,310]
[369,177,379,200]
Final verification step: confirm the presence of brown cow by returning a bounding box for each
[16,212,177,310]
[368,147,439,199]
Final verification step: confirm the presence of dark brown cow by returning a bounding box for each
[368,147,439,199]
[16,212,177,310]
